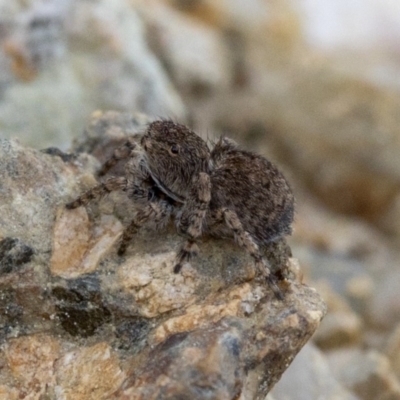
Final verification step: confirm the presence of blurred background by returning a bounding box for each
[1,0,400,398]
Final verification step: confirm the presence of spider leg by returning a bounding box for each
[118,201,172,255]
[174,172,211,273]
[221,208,284,300]
[66,177,128,209]
[174,240,199,273]
[98,137,136,176]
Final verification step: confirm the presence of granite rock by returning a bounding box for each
[0,111,326,399]
[54,342,125,400]
[116,283,324,400]
[4,333,61,399]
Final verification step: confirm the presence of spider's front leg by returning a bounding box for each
[66,138,142,209]
[174,172,211,273]
[66,177,128,209]
[107,148,172,255]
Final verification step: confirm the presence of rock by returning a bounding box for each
[52,275,112,338]
[368,269,400,330]
[0,136,98,254]
[385,323,400,380]
[51,208,123,279]
[0,111,326,399]
[50,207,92,277]
[141,2,232,95]
[0,237,34,275]
[0,0,184,149]
[327,349,400,400]
[163,0,301,41]
[292,189,392,264]
[1,335,125,400]
[71,110,152,159]
[0,385,19,400]
[4,334,61,399]
[311,282,363,350]
[54,342,125,400]
[116,250,198,318]
[114,282,325,400]
[270,343,360,400]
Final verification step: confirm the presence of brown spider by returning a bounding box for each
[66,120,294,299]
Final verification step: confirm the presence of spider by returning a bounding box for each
[66,120,294,299]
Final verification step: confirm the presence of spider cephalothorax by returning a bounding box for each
[66,120,294,299]
[142,120,211,202]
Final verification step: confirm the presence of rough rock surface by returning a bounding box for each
[2,2,400,398]
[0,111,326,399]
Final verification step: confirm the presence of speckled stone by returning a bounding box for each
[0,111,326,399]
[54,342,125,400]
[115,282,325,400]
[51,208,123,279]
[4,334,61,399]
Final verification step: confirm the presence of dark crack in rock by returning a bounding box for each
[0,237,34,274]
[115,318,151,351]
[0,289,23,341]
[52,276,111,337]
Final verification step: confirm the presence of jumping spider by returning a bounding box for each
[66,120,294,299]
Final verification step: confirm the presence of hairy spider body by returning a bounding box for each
[67,120,294,299]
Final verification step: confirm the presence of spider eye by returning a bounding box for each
[170,144,179,154]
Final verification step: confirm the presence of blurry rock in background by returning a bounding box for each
[1,0,400,399]
[0,0,185,149]
[268,343,360,400]
[140,0,400,239]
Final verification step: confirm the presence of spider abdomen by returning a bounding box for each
[209,148,294,245]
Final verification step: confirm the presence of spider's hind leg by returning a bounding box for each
[221,208,284,300]
[98,137,136,176]
[118,200,173,256]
